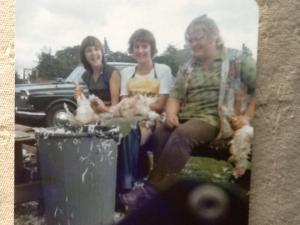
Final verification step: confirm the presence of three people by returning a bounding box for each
[77,15,256,210]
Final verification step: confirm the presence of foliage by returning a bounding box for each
[35,50,63,80]
[55,46,81,77]
[34,47,81,80]
[106,51,135,63]
[154,45,192,75]
[33,42,191,80]
[15,71,24,84]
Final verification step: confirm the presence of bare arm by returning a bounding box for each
[244,96,255,118]
[149,94,168,113]
[109,70,121,106]
[231,97,256,130]
[166,97,181,115]
[165,97,181,128]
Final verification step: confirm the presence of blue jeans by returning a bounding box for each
[116,125,150,194]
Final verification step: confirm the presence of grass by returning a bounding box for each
[180,156,234,183]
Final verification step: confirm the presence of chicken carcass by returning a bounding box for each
[229,123,254,178]
[65,93,160,125]
[64,93,102,125]
[109,94,159,121]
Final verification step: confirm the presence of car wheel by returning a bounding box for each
[46,103,76,127]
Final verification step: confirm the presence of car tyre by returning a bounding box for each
[46,103,76,127]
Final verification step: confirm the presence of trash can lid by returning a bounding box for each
[34,124,120,141]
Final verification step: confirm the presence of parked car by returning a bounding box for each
[15,62,135,127]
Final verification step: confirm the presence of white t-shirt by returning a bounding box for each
[120,63,175,96]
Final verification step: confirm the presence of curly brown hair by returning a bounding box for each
[128,29,158,57]
[80,36,105,72]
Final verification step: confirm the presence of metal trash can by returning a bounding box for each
[36,125,120,225]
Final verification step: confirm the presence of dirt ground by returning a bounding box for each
[15,201,125,225]
[15,202,46,225]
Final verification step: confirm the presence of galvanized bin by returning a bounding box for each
[36,125,120,225]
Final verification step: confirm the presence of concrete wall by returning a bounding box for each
[250,1,300,224]
[0,0,15,225]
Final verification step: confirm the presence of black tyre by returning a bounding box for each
[46,103,76,127]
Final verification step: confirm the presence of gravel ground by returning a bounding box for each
[15,201,125,225]
[15,202,46,225]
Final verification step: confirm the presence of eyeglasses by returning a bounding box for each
[187,35,206,45]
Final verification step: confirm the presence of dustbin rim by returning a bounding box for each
[34,125,120,139]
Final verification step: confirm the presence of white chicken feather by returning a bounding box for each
[229,123,254,178]
[109,94,159,120]
[64,93,101,125]
[65,92,160,125]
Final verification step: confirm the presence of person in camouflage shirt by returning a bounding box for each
[120,15,256,209]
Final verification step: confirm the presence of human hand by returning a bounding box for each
[74,88,82,99]
[233,165,246,178]
[166,113,180,128]
[90,98,108,113]
[74,82,82,99]
[230,115,249,130]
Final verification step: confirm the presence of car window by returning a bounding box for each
[65,65,86,83]
[108,62,136,71]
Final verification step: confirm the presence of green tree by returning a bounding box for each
[104,38,112,55]
[55,45,81,77]
[34,46,80,80]
[36,50,62,80]
[34,44,192,81]
[154,45,192,75]
[15,71,23,84]
[106,51,135,63]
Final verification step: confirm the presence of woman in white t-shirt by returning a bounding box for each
[117,29,174,197]
[121,28,174,146]
[121,29,174,112]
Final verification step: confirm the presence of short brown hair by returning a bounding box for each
[80,36,105,71]
[128,29,158,57]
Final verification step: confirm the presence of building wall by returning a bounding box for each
[250,1,300,225]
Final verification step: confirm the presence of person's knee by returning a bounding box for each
[172,126,191,140]
[140,126,152,146]
[152,123,172,141]
[171,124,214,146]
[175,121,218,144]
